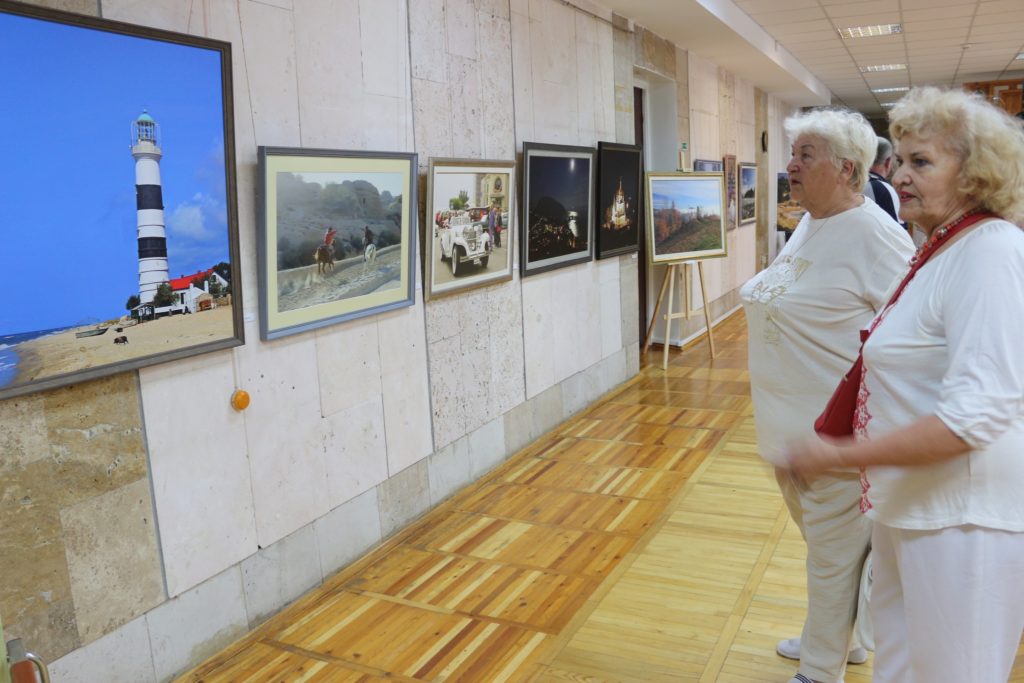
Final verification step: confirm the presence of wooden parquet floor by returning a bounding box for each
[180,310,1024,682]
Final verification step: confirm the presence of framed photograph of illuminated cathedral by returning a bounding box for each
[595,142,642,259]
[0,1,243,401]
[423,158,516,301]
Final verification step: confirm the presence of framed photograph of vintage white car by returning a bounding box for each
[423,158,515,300]
[739,162,757,225]
[646,172,728,263]
[595,142,642,260]
[256,147,417,340]
[521,142,595,277]
[0,2,243,401]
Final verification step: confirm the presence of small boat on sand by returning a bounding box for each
[75,327,108,339]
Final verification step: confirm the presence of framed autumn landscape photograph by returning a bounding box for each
[645,172,728,263]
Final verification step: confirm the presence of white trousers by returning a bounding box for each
[871,523,1024,683]
[776,468,872,683]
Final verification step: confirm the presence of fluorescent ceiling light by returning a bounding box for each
[872,86,910,94]
[861,63,906,72]
[1016,52,1024,60]
[838,24,902,38]
[880,103,896,108]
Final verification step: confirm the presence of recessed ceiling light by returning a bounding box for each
[861,63,907,72]
[838,24,902,38]
[880,103,896,108]
[872,86,910,94]
[1016,52,1024,60]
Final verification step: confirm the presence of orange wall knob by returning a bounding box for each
[231,389,250,411]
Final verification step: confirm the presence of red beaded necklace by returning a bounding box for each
[907,208,995,267]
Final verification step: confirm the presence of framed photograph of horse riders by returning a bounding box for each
[0,2,244,401]
[738,162,757,225]
[423,158,516,301]
[521,142,595,277]
[645,171,728,263]
[595,142,642,260]
[256,147,417,340]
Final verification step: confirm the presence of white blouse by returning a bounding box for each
[741,199,914,465]
[862,219,1024,531]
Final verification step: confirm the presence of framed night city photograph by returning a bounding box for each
[595,141,642,260]
[645,171,728,263]
[423,157,515,300]
[0,2,243,401]
[521,142,595,276]
[256,147,417,340]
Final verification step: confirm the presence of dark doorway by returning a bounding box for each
[634,86,647,344]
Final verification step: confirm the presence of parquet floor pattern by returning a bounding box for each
[180,310,1024,682]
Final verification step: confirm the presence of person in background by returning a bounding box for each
[785,87,1024,682]
[740,107,914,683]
[863,136,902,228]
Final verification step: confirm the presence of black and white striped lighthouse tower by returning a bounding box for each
[131,110,170,304]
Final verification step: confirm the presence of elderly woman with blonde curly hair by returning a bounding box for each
[786,87,1024,681]
[741,108,914,683]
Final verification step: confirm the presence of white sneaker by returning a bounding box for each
[776,637,869,665]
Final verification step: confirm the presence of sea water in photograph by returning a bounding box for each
[0,10,237,394]
[650,178,724,257]
[274,172,403,313]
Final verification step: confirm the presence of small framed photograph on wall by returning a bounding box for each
[693,158,723,173]
[256,147,417,340]
[521,142,595,276]
[738,162,757,225]
[423,158,515,300]
[645,172,728,263]
[595,141,642,259]
[722,154,738,230]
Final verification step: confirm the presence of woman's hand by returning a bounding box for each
[784,436,850,481]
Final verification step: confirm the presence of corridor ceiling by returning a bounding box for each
[599,0,1024,115]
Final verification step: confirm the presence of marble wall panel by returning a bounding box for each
[447,54,485,158]
[362,92,414,153]
[522,273,555,398]
[429,334,468,449]
[377,460,431,539]
[425,296,462,345]
[316,315,382,418]
[412,78,456,162]
[25,0,95,14]
[140,350,256,598]
[235,333,330,547]
[314,487,382,577]
[48,614,155,683]
[478,0,512,20]
[477,12,516,160]
[489,283,526,416]
[378,301,433,474]
[467,416,506,479]
[145,567,248,682]
[61,479,164,645]
[530,382,564,438]
[321,397,388,509]
[409,0,446,82]
[293,0,367,149]
[427,436,471,505]
[359,0,408,99]
[537,0,575,86]
[574,14,600,143]
[634,25,675,80]
[503,400,534,455]
[599,261,622,359]
[445,0,479,59]
[619,255,639,349]
[551,268,581,384]
[241,524,322,627]
[509,8,535,144]
[238,1,301,148]
[456,289,492,434]
[99,0,189,31]
[575,263,603,372]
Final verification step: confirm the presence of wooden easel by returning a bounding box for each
[643,260,716,369]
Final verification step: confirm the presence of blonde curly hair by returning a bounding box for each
[889,86,1024,223]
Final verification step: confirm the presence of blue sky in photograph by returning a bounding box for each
[0,11,229,334]
[741,166,756,188]
[651,178,721,213]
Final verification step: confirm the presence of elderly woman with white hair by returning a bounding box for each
[786,89,1024,681]
[741,107,914,683]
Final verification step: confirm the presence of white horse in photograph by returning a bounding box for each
[363,243,377,274]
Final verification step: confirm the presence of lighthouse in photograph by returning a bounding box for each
[131,110,170,304]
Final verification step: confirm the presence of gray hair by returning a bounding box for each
[784,107,876,190]
[873,136,893,166]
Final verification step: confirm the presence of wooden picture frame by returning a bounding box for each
[738,162,757,225]
[595,142,642,259]
[722,154,738,230]
[256,147,417,340]
[423,158,515,300]
[645,172,728,263]
[521,142,595,276]
[0,1,244,400]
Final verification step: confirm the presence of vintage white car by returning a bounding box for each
[439,213,491,275]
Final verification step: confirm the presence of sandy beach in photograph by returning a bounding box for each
[7,306,235,387]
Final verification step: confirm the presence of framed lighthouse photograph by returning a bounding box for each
[0,2,243,400]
